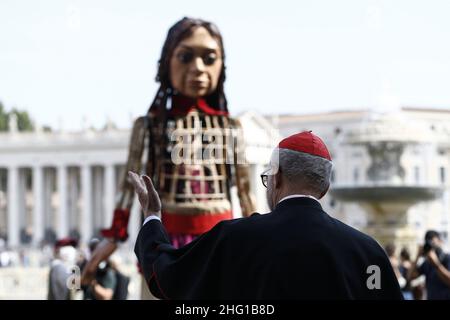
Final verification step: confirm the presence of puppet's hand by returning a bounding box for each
[128,171,162,219]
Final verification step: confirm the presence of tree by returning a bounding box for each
[10,108,34,131]
[0,101,7,131]
[0,101,35,132]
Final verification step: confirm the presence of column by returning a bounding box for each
[92,167,103,231]
[81,165,92,243]
[17,169,27,243]
[32,166,44,246]
[43,168,54,239]
[7,166,19,247]
[57,165,68,239]
[104,164,115,228]
[67,168,80,237]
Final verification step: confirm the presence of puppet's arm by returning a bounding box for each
[81,116,149,285]
[230,117,256,218]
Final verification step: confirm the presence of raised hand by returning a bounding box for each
[128,171,162,219]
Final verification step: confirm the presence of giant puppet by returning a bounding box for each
[81,17,256,284]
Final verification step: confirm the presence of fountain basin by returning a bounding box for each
[330,185,443,204]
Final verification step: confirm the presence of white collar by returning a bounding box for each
[277,194,320,205]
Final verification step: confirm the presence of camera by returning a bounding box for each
[423,240,446,264]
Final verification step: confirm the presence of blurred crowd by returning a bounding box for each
[46,237,130,300]
[385,230,450,300]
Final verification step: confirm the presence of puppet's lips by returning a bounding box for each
[188,79,208,88]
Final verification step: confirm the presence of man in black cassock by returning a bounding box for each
[131,131,403,299]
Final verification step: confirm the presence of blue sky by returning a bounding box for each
[1,0,450,130]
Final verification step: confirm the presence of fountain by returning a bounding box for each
[330,112,443,251]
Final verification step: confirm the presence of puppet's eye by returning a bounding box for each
[203,53,217,66]
[177,51,194,64]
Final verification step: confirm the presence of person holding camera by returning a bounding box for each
[408,230,450,299]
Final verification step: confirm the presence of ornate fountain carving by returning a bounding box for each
[366,141,405,183]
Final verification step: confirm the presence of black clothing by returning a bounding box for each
[135,197,403,299]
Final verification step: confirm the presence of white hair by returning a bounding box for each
[273,148,333,196]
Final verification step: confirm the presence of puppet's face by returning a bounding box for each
[169,26,222,98]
